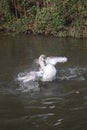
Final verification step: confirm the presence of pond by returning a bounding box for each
[0,34,87,130]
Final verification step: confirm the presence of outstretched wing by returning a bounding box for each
[46,57,68,65]
[17,71,43,83]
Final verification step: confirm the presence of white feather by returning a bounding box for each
[46,57,68,65]
[38,55,68,81]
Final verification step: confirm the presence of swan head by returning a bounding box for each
[39,54,46,62]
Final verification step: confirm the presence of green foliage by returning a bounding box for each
[4,16,33,34]
[0,0,87,37]
[34,0,87,37]
[35,6,64,33]
[0,0,10,22]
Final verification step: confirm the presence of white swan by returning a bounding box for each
[17,54,68,83]
[38,54,68,81]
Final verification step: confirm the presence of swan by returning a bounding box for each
[38,54,68,81]
[17,54,68,83]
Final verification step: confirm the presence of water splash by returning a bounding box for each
[57,66,87,81]
[17,80,40,92]
[16,65,87,92]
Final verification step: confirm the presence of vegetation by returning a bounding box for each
[0,0,87,37]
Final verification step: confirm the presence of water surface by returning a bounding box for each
[0,34,87,130]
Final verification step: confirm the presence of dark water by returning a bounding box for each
[0,34,87,130]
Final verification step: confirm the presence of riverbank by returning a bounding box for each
[0,0,87,38]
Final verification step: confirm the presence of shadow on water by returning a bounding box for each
[0,34,87,130]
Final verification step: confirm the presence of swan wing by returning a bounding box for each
[18,71,43,83]
[18,73,35,83]
[46,57,68,65]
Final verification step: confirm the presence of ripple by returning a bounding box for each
[54,118,63,126]
[70,106,87,111]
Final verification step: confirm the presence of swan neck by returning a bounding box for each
[39,59,45,69]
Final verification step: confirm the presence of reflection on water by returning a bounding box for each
[0,34,87,130]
